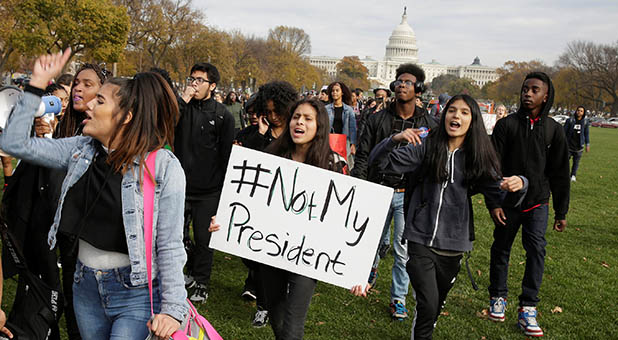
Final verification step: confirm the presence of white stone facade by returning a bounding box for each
[309,8,499,89]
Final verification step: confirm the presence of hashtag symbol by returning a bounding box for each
[231,160,271,197]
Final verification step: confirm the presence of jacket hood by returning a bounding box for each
[517,71,555,118]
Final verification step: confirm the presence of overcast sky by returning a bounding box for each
[194,0,618,68]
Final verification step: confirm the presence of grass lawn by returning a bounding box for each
[2,127,617,339]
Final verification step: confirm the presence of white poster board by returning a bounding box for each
[482,113,497,135]
[211,145,393,289]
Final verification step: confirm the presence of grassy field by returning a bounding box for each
[2,127,617,339]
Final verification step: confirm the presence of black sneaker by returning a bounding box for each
[252,309,269,328]
[189,283,208,304]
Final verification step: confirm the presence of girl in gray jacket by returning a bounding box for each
[369,94,527,340]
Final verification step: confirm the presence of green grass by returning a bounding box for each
[2,127,618,339]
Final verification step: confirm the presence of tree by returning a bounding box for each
[267,26,311,56]
[430,74,458,94]
[0,0,50,72]
[36,0,129,65]
[336,56,369,90]
[485,60,552,107]
[444,77,482,98]
[114,0,201,71]
[558,40,618,115]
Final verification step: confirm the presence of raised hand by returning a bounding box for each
[30,48,72,89]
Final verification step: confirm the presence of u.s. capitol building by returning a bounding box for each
[310,8,499,89]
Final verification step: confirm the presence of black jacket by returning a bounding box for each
[352,103,438,184]
[491,78,570,220]
[174,97,235,196]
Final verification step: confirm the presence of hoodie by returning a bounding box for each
[491,72,570,220]
[564,111,590,151]
[369,137,528,252]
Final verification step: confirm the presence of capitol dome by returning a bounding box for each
[385,7,419,63]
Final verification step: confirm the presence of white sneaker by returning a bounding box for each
[571,175,576,182]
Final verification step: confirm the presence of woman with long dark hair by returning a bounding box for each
[210,98,355,339]
[55,63,108,138]
[0,50,187,340]
[325,82,357,166]
[369,94,528,340]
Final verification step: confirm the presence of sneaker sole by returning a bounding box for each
[518,323,543,337]
[488,314,505,322]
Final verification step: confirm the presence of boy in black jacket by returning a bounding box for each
[487,72,570,337]
[352,63,438,321]
[174,62,235,303]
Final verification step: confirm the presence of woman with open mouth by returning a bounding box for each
[368,94,528,340]
[0,49,187,340]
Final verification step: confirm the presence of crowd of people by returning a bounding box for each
[0,46,584,340]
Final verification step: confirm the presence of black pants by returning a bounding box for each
[489,205,548,306]
[241,258,267,309]
[184,192,220,286]
[57,233,82,340]
[262,265,317,340]
[406,242,462,340]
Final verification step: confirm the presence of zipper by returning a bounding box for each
[429,181,447,247]
[429,149,456,247]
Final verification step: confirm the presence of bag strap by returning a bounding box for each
[143,151,158,316]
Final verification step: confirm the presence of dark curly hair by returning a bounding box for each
[327,81,353,106]
[256,81,298,120]
[395,63,426,83]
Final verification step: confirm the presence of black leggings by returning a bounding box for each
[262,265,317,340]
[406,242,462,340]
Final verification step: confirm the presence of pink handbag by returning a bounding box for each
[143,151,223,340]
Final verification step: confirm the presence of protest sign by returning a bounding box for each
[211,145,393,289]
[482,113,497,135]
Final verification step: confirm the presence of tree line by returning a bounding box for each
[430,41,618,115]
[0,0,329,91]
[2,1,616,113]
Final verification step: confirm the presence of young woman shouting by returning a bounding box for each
[0,49,187,340]
[369,94,528,340]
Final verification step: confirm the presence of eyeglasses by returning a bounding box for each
[187,77,211,85]
[393,80,416,88]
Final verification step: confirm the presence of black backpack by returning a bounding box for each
[0,217,63,340]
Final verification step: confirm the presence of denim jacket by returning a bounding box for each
[325,103,357,145]
[0,91,188,321]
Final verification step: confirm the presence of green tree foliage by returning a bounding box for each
[430,74,458,94]
[1,0,129,73]
[336,56,369,90]
[0,0,52,72]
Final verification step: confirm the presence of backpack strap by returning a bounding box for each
[143,151,158,316]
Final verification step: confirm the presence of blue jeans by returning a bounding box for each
[489,205,549,306]
[372,191,409,303]
[73,261,161,340]
[569,149,583,177]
